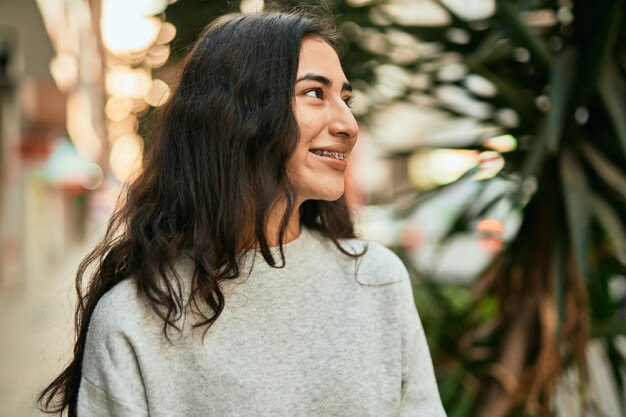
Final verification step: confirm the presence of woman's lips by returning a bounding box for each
[308,150,348,171]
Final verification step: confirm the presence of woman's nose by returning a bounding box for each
[328,100,359,140]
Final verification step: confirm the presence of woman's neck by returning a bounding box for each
[264,201,302,247]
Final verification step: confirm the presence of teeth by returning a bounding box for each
[310,149,346,160]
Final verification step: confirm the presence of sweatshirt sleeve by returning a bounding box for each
[398,276,447,417]
[77,286,149,417]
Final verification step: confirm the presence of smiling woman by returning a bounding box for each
[38,9,446,417]
[290,37,359,204]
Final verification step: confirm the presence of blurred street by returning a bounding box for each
[0,242,90,417]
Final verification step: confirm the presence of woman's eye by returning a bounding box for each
[304,88,323,99]
[343,96,354,108]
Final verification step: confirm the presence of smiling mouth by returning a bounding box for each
[309,149,347,161]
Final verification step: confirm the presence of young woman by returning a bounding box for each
[39,10,446,417]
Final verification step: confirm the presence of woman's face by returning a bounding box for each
[289,37,359,205]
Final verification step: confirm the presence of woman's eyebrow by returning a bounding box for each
[296,73,352,92]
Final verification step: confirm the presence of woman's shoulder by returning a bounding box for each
[91,256,194,325]
[331,236,410,287]
[88,279,149,335]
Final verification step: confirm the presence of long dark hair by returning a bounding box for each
[38,10,362,416]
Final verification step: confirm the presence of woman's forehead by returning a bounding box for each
[297,38,347,83]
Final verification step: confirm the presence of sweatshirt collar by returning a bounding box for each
[238,226,319,276]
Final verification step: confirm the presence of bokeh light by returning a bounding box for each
[105,96,134,122]
[409,149,479,189]
[66,91,103,162]
[102,16,161,55]
[476,218,505,253]
[240,0,264,14]
[109,134,144,182]
[146,44,171,68]
[144,79,171,107]
[474,151,505,180]
[49,53,78,93]
[156,22,177,45]
[483,134,517,153]
[105,67,152,99]
[108,115,139,140]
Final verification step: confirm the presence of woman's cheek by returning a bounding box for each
[297,117,314,136]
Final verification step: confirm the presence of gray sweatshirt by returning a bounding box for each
[78,227,447,416]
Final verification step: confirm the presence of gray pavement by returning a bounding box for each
[0,243,89,417]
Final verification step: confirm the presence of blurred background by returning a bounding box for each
[0,0,625,416]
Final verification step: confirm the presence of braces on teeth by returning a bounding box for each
[310,150,346,160]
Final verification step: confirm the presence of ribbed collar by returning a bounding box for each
[237,226,319,276]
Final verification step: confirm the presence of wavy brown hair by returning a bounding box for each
[39,11,362,416]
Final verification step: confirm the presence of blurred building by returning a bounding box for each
[0,0,104,299]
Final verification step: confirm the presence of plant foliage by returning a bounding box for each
[332,0,626,416]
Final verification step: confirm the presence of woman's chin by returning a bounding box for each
[300,187,345,203]
[294,173,347,203]
[315,187,345,202]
